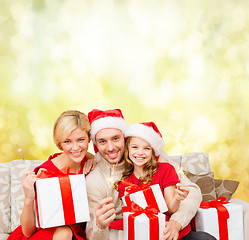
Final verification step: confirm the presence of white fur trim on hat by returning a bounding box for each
[90,117,129,143]
[125,123,165,156]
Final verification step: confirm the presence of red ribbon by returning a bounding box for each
[123,201,160,240]
[199,197,230,240]
[122,181,160,212]
[35,168,76,228]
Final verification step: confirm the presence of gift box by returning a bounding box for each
[193,198,244,240]
[123,202,165,240]
[122,183,168,213]
[35,171,90,229]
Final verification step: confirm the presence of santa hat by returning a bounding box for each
[88,109,129,144]
[125,122,165,157]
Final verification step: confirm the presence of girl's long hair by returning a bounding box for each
[114,137,159,190]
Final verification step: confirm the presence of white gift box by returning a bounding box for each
[35,174,90,228]
[123,211,165,240]
[195,202,244,240]
[122,184,168,213]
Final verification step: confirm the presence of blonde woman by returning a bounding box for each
[8,110,95,240]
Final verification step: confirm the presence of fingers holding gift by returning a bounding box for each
[22,171,38,201]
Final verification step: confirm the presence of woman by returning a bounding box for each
[8,110,95,240]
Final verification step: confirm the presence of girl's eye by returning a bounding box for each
[64,140,70,144]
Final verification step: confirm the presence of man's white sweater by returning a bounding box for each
[85,155,202,240]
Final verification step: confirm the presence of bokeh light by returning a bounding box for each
[0,0,249,202]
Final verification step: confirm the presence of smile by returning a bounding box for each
[71,151,82,157]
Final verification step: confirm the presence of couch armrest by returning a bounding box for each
[229,198,249,240]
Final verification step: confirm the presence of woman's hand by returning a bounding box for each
[174,183,189,201]
[83,158,96,174]
[22,171,38,203]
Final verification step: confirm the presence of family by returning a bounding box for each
[7,109,216,240]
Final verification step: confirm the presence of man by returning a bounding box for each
[85,109,216,240]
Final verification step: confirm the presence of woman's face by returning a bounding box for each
[60,128,89,164]
[128,137,152,169]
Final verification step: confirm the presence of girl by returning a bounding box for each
[117,122,191,239]
[8,110,96,240]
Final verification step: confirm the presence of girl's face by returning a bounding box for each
[128,137,152,169]
[60,128,89,164]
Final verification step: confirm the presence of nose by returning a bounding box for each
[137,148,144,155]
[106,141,115,152]
[72,142,79,150]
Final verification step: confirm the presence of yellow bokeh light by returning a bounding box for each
[0,0,249,202]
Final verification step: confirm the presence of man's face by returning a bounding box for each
[95,128,125,165]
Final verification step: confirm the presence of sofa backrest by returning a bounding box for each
[0,159,45,234]
[0,152,211,234]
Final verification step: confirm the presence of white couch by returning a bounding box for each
[0,153,248,240]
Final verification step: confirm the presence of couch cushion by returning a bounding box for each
[0,162,11,234]
[214,179,239,201]
[185,171,216,201]
[10,159,45,232]
[168,152,211,175]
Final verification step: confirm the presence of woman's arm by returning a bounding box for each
[20,171,38,237]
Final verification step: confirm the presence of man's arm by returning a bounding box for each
[169,173,202,228]
[85,170,115,240]
[159,152,202,229]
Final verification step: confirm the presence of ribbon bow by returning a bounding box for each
[123,201,159,216]
[200,197,230,240]
[121,180,161,212]
[123,201,160,240]
[121,180,153,194]
[37,167,75,179]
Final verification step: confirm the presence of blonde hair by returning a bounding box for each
[53,110,91,150]
[114,137,159,190]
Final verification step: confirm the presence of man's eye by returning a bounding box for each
[79,138,85,142]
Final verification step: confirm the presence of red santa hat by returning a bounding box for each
[88,109,129,144]
[125,122,165,157]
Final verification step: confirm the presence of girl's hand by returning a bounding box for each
[83,158,96,174]
[174,183,189,201]
[22,171,38,203]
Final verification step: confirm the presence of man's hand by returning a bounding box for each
[160,219,182,240]
[95,197,116,230]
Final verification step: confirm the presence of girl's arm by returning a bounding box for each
[20,171,38,237]
[164,184,189,214]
